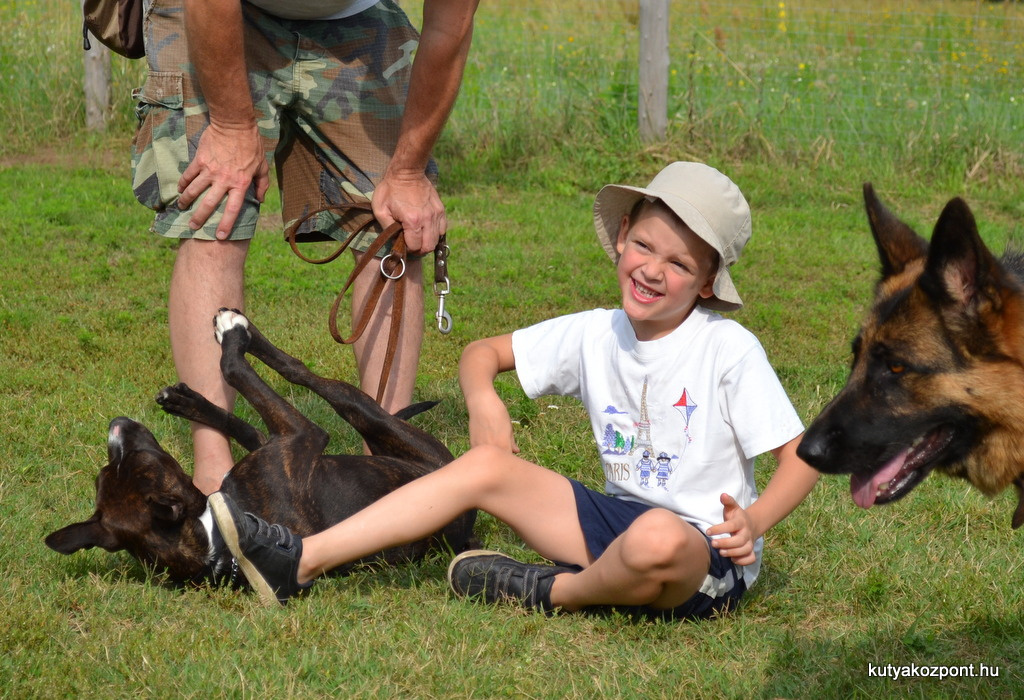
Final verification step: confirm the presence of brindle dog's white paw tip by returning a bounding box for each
[214,309,249,344]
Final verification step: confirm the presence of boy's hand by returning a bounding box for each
[707,493,757,566]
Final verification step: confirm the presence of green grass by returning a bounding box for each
[3,0,1024,697]
[4,139,1024,698]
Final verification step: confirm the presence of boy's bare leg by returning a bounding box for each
[297,445,590,583]
[169,238,250,495]
[547,509,711,611]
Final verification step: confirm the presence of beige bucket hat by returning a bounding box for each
[593,161,751,311]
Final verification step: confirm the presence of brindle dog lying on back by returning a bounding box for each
[798,184,1024,528]
[45,310,475,589]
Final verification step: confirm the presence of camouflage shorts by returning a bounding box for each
[131,0,437,251]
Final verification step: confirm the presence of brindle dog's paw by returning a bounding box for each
[155,383,204,418]
[214,308,249,345]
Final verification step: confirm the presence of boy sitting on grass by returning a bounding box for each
[210,161,819,619]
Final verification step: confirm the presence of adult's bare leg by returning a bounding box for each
[349,252,424,413]
[169,238,250,495]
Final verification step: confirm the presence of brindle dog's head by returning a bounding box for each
[798,184,1024,528]
[45,417,212,580]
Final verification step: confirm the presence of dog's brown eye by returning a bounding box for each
[889,363,906,374]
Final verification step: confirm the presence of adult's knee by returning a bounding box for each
[177,237,250,269]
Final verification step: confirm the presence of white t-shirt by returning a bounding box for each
[511,306,804,586]
[246,0,380,21]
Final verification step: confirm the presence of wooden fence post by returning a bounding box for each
[82,2,112,131]
[638,0,669,142]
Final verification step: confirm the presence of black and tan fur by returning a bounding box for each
[797,184,1024,528]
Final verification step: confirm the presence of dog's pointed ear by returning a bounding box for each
[864,183,929,279]
[921,197,1003,311]
[44,514,122,554]
[146,493,187,523]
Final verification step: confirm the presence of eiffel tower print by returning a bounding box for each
[629,377,655,455]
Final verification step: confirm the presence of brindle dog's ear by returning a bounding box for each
[1012,478,1024,530]
[44,514,121,553]
[921,197,1004,312]
[147,494,187,524]
[864,183,929,279]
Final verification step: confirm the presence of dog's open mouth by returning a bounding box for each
[850,426,955,509]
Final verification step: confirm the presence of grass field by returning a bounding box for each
[2,0,1024,697]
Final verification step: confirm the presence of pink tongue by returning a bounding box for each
[850,448,910,509]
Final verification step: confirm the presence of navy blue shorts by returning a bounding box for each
[566,479,746,621]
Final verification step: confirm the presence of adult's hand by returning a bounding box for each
[177,122,270,240]
[371,0,478,254]
[371,168,447,255]
[180,0,268,240]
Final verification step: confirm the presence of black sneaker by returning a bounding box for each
[447,549,576,614]
[209,492,311,606]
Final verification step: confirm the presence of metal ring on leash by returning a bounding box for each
[380,253,406,280]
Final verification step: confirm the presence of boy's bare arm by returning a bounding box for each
[708,434,819,565]
[458,334,518,451]
[747,435,820,539]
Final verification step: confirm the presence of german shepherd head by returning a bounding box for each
[798,184,1024,528]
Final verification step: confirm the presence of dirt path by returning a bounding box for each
[0,137,131,172]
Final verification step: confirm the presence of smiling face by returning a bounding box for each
[614,201,719,341]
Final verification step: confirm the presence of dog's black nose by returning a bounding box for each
[796,430,833,470]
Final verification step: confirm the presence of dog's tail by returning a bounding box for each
[393,400,440,422]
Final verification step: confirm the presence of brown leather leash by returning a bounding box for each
[285,200,449,404]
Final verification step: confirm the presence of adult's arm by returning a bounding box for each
[177,0,270,240]
[372,0,480,254]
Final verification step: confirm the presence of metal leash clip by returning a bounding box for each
[433,234,453,334]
